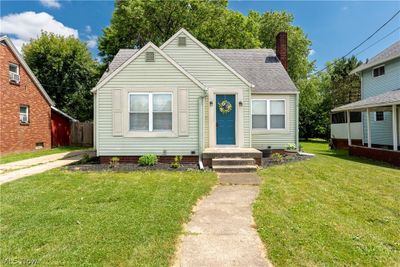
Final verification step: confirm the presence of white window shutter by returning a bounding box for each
[112,89,123,136]
[178,89,189,136]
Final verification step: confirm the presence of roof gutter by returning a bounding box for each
[350,55,400,75]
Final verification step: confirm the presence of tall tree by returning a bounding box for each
[297,73,331,139]
[98,0,231,63]
[325,56,362,108]
[98,1,313,85]
[298,56,362,139]
[23,32,99,121]
[257,11,314,82]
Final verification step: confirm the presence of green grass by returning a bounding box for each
[0,170,217,266]
[0,147,84,164]
[254,141,400,266]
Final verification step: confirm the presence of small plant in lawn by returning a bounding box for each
[271,153,284,163]
[286,143,297,151]
[171,156,183,169]
[109,157,120,168]
[138,154,158,166]
[81,153,91,164]
[298,143,303,152]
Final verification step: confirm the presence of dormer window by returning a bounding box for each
[373,65,385,77]
[9,63,20,84]
[145,52,155,62]
[178,36,186,46]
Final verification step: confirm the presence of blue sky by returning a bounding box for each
[1,0,399,70]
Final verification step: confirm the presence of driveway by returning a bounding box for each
[0,150,94,185]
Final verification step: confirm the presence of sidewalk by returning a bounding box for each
[173,173,272,267]
[0,150,94,185]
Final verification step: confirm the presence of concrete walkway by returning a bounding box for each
[173,173,272,267]
[0,150,94,185]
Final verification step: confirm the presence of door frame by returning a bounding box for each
[216,94,237,146]
[208,88,244,148]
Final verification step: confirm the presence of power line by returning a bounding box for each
[313,9,400,75]
[355,26,400,57]
[342,9,400,58]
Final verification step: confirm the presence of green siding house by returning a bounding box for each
[92,29,299,166]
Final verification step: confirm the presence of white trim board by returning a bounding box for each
[91,42,207,92]
[160,28,255,88]
[0,36,54,106]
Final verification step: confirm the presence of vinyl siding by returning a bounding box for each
[162,33,251,147]
[361,58,400,146]
[97,47,204,156]
[251,94,296,149]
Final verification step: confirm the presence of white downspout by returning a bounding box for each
[198,90,207,169]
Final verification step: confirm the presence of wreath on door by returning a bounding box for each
[218,99,233,114]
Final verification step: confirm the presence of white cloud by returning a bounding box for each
[85,25,92,33]
[0,11,78,51]
[309,49,316,56]
[40,0,61,9]
[86,35,97,49]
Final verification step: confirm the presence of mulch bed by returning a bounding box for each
[64,157,201,172]
[261,153,313,168]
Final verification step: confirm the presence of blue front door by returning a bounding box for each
[216,95,236,145]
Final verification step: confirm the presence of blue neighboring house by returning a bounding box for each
[332,40,400,165]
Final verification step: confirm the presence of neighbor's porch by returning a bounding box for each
[332,90,400,166]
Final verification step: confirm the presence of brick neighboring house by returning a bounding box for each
[0,36,55,155]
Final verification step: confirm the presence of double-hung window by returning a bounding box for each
[252,99,286,130]
[9,63,20,83]
[20,105,29,124]
[129,93,172,131]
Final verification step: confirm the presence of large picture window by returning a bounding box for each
[129,93,172,131]
[252,99,286,130]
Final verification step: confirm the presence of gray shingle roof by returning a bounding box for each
[211,49,297,93]
[351,40,400,74]
[98,49,138,84]
[97,47,297,93]
[332,89,400,112]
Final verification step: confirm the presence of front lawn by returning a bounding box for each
[254,141,400,266]
[0,170,217,266]
[0,146,84,164]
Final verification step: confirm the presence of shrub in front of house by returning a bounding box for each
[138,154,158,166]
[109,157,120,168]
[170,155,183,169]
[271,153,284,163]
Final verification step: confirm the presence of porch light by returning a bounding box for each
[209,101,213,106]
[239,101,243,106]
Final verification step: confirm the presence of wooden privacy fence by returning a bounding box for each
[70,122,93,147]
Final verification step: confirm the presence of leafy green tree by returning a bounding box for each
[257,11,314,83]
[298,56,362,139]
[325,56,362,108]
[297,73,331,139]
[98,1,312,84]
[98,0,231,63]
[23,32,99,121]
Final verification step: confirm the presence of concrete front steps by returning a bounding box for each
[212,158,258,172]
[203,148,262,173]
